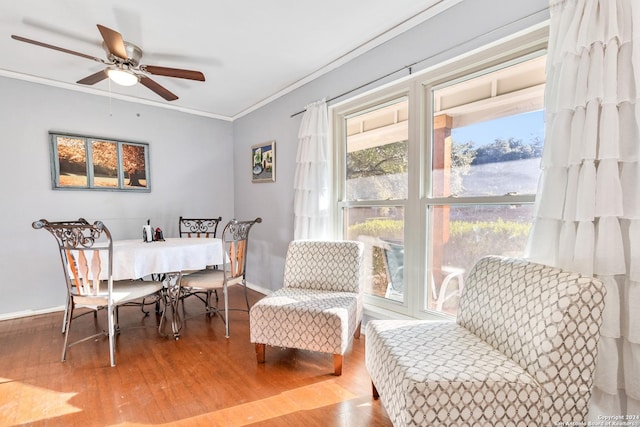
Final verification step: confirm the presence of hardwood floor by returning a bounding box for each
[0,286,393,426]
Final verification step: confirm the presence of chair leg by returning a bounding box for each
[255,343,266,363]
[139,297,150,316]
[372,382,379,399]
[224,284,230,338]
[61,301,74,362]
[206,290,214,317]
[354,321,362,339]
[61,294,70,334]
[243,280,250,312]
[333,354,343,376]
[108,304,116,367]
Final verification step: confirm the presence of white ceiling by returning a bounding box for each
[0,0,458,120]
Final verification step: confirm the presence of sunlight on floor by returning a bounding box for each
[114,380,357,426]
[0,377,81,425]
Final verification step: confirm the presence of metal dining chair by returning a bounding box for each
[178,216,223,308]
[33,218,164,367]
[35,218,92,334]
[180,217,262,337]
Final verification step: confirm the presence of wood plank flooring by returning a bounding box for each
[0,286,393,426]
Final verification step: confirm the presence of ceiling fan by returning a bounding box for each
[11,24,205,101]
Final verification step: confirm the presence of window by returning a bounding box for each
[341,98,409,303]
[333,28,547,318]
[426,55,545,316]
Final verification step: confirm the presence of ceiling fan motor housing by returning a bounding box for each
[104,41,143,67]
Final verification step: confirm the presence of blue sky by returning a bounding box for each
[451,110,545,147]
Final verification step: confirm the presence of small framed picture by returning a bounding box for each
[251,141,275,183]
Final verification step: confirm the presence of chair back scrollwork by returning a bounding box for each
[33,218,113,297]
[179,216,223,238]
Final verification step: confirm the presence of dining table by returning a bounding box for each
[110,237,224,338]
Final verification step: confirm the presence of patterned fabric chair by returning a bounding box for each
[249,240,364,376]
[365,256,606,426]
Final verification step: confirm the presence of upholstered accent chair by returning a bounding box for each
[366,256,606,426]
[249,240,364,376]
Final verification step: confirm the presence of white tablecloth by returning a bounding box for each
[110,238,223,281]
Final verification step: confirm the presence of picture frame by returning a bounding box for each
[251,141,276,183]
[50,132,151,192]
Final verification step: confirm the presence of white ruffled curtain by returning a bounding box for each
[293,99,329,240]
[526,0,640,418]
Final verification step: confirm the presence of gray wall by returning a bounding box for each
[0,77,234,317]
[232,0,550,292]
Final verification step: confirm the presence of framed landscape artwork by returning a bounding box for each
[251,141,275,183]
[50,132,150,191]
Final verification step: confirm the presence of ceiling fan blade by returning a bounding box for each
[139,76,178,101]
[96,24,127,59]
[141,65,205,81]
[11,35,106,63]
[77,69,109,85]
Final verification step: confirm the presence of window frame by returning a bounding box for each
[331,26,549,320]
[333,88,416,316]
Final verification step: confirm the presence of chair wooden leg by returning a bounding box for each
[354,321,362,339]
[333,354,343,376]
[255,343,265,363]
[372,381,379,399]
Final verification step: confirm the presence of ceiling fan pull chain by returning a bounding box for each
[108,78,113,117]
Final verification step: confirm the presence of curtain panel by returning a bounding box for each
[293,99,329,240]
[527,0,640,418]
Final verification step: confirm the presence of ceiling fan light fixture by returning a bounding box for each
[107,68,138,86]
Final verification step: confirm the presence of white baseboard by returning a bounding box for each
[0,282,271,322]
[0,305,65,322]
[246,282,271,296]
